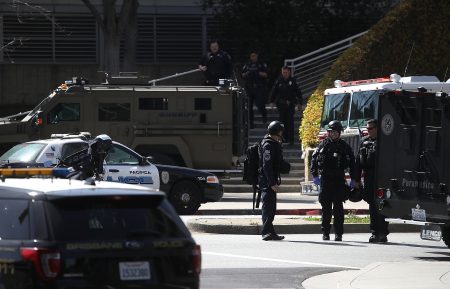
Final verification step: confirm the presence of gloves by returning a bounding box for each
[313,176,320,185]
[350,180,357,189]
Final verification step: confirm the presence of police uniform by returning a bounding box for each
[356,135,389,240]
[258,134,284,239]
[311,137,355,239]
[270,77,302,144]
[242,61,268,126]
[199,50,232,86]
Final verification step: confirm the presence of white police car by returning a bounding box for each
[0,134,223,214]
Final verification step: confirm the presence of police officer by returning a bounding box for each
[259,121,286,241]
[242,51,268,128]
[311,120,356,241]
[198,40,232,86]
[355,119,389,243]
[270,66,302,145]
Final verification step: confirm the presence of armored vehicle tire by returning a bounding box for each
[442,226,450,248]
[169,180,201,215]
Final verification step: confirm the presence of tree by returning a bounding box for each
[201,0,396,77]
[82,0,139,75]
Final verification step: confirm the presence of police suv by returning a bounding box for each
[0,174,201,289]
[0,134,223,215]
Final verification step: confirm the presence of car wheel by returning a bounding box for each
[442,226,450,248]
[169,181,201,215]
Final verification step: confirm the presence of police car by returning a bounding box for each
[0,134,223,215]
[0,175,201,289]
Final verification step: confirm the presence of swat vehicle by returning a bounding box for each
[301,74,450,195]
[374,84,450,247]
[0,72,248,171]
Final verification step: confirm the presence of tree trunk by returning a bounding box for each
[104,33,121,76]
[122,0,139,72]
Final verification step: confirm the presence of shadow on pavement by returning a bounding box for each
[415,251,450,261]
[287,240,367,247]
[351,241,447,250]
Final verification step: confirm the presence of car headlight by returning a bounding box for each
[206,176,219,184]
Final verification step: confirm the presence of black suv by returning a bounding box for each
[0,176,201,289]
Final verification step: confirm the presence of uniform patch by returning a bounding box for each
[161,171,170,184]
[263,150,271,161]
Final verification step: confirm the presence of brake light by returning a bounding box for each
[21,247,61,280]
[377,188,385,199]
[192,244,201,275]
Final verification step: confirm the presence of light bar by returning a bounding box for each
[338,77,391,87]
[0,168,72,178]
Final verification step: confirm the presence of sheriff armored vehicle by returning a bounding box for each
[0,72,248,172]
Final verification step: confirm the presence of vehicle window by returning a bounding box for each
[47,103,80,123]
[61,142,89,159]
[399,96,417,125]
[321,93,350,129]
[195,98,212,110]
[0,143,47,163]
[98,103,130,121]
[106,145,139,165]
[47,196,184,241]
[139,98,169,110]
[0,199,30,240]
[423,108,442,127]
[349,90,379,127]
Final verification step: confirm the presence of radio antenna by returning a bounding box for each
[440,67,448,92]
[400,42,415,90]
[403,42,415,77]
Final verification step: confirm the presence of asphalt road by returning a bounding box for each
[194,232,450,289]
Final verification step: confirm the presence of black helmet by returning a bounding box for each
[267,121,285,135]
[327,120,343,132]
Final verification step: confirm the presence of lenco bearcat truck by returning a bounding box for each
[0,73,248,171]
[306,73,450,247]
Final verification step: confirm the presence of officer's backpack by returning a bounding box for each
[242,142,261,186]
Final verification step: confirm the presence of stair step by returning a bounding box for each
[223,184,302,193]
[221,177,302,185]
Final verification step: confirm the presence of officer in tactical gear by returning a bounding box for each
[259,121,286,241]
[198,40,233,86]
[311,120,356,241]
[270,66,302,145]
[242,51,268,128]
[355,119,389,243]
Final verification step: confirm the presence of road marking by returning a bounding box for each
[203,251,361,270]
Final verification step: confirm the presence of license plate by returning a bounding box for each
[119,261,151,280]
[421,224,442,241]
[411,208,426,221]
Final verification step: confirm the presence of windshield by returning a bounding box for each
[47,196,185,241]
[349,90,379,127]
[321,93,350,129]
[0,143,47,163]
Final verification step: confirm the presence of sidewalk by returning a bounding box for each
[302,261,450,289]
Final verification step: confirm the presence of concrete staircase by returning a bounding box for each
[221,107,305,193]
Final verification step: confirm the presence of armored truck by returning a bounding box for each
[375,86,450,247]
[302,74,450,194]
[0,74,248,170]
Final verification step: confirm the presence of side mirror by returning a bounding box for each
[140,156,153,165]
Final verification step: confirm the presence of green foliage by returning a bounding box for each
[201,0,395,79]
[300,0,450,148]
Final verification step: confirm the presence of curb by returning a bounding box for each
[187,219,420,235]
[195,208,370,216]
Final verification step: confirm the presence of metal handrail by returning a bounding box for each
[284,31,368,99]
[148,68,201,85]
[284,31,368,66]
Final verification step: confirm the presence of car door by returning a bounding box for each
[104,143,160,190]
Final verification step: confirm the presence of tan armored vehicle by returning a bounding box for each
[0,73,248,170]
